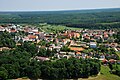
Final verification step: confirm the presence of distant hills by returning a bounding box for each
[0,8,120,14]
[0,8,120,29]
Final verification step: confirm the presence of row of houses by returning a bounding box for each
[82,29,115,42]
[0,24,119,62]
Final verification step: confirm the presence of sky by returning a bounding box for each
[0,0,120,11]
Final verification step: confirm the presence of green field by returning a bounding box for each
[38,23,81,33]
[80,65,120,80]
[116,52,120,59]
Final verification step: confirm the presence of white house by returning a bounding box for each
[90,42,97,48]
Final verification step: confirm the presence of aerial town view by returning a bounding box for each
[0,0,120,80]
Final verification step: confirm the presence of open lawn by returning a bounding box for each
[80,65,120,80]
[38,24,82,33]
[99,22,120,25]
[116,52,120,59]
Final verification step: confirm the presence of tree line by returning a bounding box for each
[0,11,120,29]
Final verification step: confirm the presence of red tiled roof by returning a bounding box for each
[76,52,81,54]
[10,29,17,33]
[102,59,108,63]
[69,47,84,51]
[104,34,108,38]
[0,26,4,28]
[109,59,116,62]
[34,32,40,34]
[28,35,36,39]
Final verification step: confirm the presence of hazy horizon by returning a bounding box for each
[0,0,120,11]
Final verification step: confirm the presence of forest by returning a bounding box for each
[0,8,120,29]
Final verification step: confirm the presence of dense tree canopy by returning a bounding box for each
[0,32,16,48]
[0,46,101,79]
